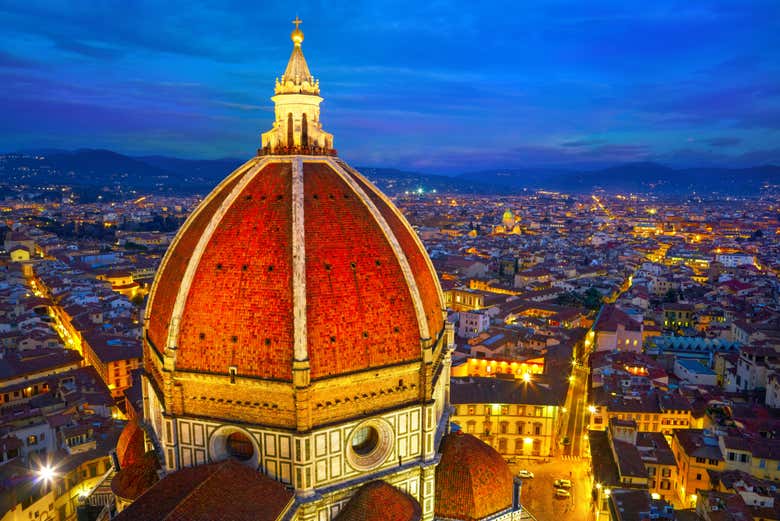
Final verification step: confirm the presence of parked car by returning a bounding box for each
[553,479,572,489]
[517,470,534,479]
[554,488,571,498]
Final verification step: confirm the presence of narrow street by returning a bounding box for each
[510,458,594,521]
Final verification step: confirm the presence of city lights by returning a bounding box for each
[36,464,56,483]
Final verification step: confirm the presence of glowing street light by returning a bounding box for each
[36,464,56,483]
[522,372,531,384]
[588,405,597,414]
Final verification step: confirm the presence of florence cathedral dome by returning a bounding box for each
[114,18,520,521]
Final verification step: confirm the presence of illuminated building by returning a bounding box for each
[449,376,566,460]
[111,19,524,521]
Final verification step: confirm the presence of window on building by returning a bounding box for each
[534,423,542,435]
[466,421,476,434]
[517,406,525,416]
[498,438,507,453]
[482,422,491,435]
[468,406,475,415]
[708,459,719,465]
[728,452,736,461]
[535,407,543,417]
[226,432,254,461]
[695,457,706,464]
[514,439,524,454]
[660,480,671,490]
[516,422,525,434]
[740,454,749,463]
[695,473,702,480]
[501,406,509,415]
[27,435,37,446]
[532,439,541,455]
[661,468,671,477]
[648,467,656,476]
[500,422,508,434]
[759,459,766,469]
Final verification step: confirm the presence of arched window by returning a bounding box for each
[498,438,507,453]
[226,432,254,461]
[287,113,294,148]
[516,421,525,435]
[514,439,524,454]
[301,113,309,147]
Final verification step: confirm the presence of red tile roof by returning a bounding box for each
[435,432,513,521]
[115,419,145,469]
[334,480,421,521]
[145,159,444,381]
[114,459,293,521]
[111,451,160,501]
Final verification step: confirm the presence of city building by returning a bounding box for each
[450,376,567,459]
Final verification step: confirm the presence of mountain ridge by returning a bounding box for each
[1,149,778,197]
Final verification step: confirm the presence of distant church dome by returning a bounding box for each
[501,209,515,229]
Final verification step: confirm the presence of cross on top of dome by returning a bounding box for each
[261,18,335,156]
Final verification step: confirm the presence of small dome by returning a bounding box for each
[116,420,144,469]
[335,481,421,521]
[435,432,514,520]
[111,451,160,501]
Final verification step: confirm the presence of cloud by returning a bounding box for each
[704,137,741,147]
[0,50,37,69]
[561,139,606,147]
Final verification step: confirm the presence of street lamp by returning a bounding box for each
[588,405,597,414]
[522,372,531,384]
[37,464,56,483]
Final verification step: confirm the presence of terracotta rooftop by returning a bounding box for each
[334,480,421,521]
[115,420,145,469]
[146,159,444,381]
[435,432,513,521]
[113,459,293,521]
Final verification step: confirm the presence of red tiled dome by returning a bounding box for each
[116,420,145,469]
[145,158,444,381]
[435,432,514,520]
[335,480,421,521]
[111,451,160,501]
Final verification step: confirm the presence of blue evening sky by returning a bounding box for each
[1,1,778,174]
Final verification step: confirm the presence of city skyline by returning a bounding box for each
[1,1,779,173]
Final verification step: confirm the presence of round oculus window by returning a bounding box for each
[346,419,394,471]
[351,426,379,455]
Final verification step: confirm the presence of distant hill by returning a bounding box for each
[2,150,778,197]
[457,162,780,195]
[356,167,492,195]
